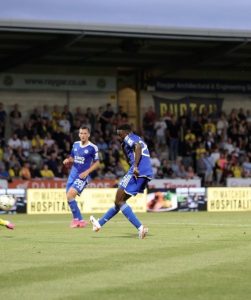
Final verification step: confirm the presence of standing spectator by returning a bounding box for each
[41,105,51,120]
[0,102,7,140]
[217,112,228,139]
[154,117,167,150]
[74,106,84,122]
[196,153,207,186]
[58,114,71,135]
[150,151,161,177]
[143,106,156,138]
[95,106,104,132]
[51,105,62,131]
[85,107,96,133]
[100,103,114,134]
[62,105,73,129]
[9,104,22,133]
[191,115,203,138]
[216,151,228,185]
[46,152,60,176]
[167,115,180,161]
[202,151,214,186]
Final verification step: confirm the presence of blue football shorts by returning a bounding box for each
[66,176,89,194]
[119,174,150,196]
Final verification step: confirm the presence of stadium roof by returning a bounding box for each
[1,0,251,80]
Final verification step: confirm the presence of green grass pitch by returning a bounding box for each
[1,212,251,300]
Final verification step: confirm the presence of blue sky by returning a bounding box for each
[1,0,251,32]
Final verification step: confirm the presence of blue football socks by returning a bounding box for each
[120,203,141,229]
[68,199,83,220]
[99,205,120,226]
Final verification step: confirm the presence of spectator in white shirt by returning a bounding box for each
[8,133,21,150]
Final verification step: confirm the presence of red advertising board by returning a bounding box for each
[8,179,118,189]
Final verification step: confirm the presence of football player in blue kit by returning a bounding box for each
[63,125,100,228]
[90,124,153,239]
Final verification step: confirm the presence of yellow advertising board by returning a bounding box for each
[207,187,251,212]
[27,188,147,214]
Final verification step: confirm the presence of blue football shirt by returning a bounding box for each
[123,133,153,178]
[69,141,99,180]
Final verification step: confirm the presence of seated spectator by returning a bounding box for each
[28,147,43,168]
[159,159,174,178]
[40,164,55,178]
[31,134,44,151]
[21,135,31,158]
[175,162,188,179]
[186,166,195,179]
[9,164,21,179]
[242,156,251,177]
[19,162,31,180]
[8,133,21,151]
[0,164,10,181]
[30,163,41,178]
[104,169,116,179]
[43,132,55,149]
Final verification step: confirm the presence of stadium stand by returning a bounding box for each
[0,102,251,186]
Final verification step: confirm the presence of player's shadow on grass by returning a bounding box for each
[92,233,152,239]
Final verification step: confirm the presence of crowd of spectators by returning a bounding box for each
[0,101,251,187]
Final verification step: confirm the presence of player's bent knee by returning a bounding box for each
[115,199,126,207]
[67,188,78,201]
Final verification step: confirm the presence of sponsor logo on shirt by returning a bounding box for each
[74,156,85,164]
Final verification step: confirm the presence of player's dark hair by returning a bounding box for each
[79,125,90,132]
[117,124,132,131]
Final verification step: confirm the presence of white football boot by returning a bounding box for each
[90,215,101,232]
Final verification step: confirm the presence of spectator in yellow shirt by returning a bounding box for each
[204,118,216,135]
[184,129,196,143]
[40,164,55,178]
[231,162,243,178]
